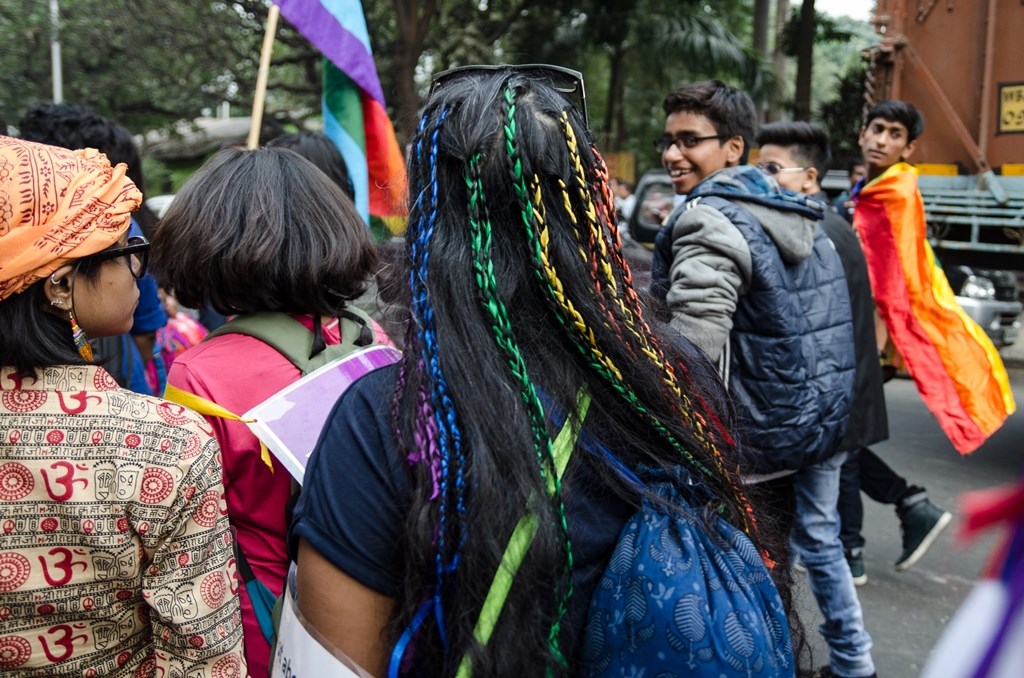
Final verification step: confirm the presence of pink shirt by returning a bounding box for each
[166,315,341,678]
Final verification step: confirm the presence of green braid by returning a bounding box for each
[499,85,720,484]
[527,174,718,482]
[471,132,574,671]
[466,154,550,472]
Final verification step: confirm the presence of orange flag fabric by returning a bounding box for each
[854,162,1015,454]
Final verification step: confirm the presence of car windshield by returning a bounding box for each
[638,183,674,227]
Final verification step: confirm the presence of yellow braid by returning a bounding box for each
[560,115,693,401]
[560,113,617,295]
[530,174,623,382]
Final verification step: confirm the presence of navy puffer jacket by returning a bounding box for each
[651,168,855,474]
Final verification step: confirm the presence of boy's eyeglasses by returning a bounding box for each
[653,134,727,153]
[429,64,589,128]
[78,236,150,280]
[757,162,808,176]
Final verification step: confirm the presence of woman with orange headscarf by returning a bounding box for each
[0,136,248,677]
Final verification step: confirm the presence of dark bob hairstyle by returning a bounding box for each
[150,146,378,317]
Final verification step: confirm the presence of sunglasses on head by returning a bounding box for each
[428,63,589,128]
[77,236,150,280]
[756,162,808,176]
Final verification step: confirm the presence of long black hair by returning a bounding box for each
[388,69,783,676]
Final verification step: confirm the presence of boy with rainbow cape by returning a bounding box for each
[853,99,1015,454]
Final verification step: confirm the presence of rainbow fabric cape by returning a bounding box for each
[854,163,1015,454]
[276,0,407,232]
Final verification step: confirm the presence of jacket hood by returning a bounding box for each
[690,165,825,263]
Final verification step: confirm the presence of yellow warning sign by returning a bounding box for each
[999,82,1024,134]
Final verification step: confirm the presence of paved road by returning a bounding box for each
[794,355,1024,676]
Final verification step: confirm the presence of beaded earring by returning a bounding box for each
[68,309,93,361]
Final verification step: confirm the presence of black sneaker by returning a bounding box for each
[846,548,867,586]
[895,499,952,571]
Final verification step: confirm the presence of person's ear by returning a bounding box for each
[43,264,75,313]
[803,167,819,194]
[901,139,917,162]
[725,136,745,166]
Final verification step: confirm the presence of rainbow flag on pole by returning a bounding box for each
[854,162,1016,454]
[276,0,407,232]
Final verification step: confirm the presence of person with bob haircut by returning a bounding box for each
[150,145,378,678]
[0,135,246,676]
[287,67,797,677]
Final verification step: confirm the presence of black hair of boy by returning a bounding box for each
[150,146,377,317]
[863,100,925,142]
[662,80,757,164]
[18,103,159,236]
[265,131,356,201]
[756,121,831,177]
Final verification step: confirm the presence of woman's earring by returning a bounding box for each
[68,310,93,361]
[50,299,62,308]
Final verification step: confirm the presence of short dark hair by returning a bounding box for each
[755,121,831,178]
[863,99,925,142]
[847,158,867,175]
[17,102,158,236]
[150,146,377,317]
[265,132,356,200]
[662,80,757,163]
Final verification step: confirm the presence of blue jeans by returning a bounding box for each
[792,451,875,678]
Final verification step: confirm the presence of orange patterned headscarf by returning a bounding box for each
[0,135,142,300]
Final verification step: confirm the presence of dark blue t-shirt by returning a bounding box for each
[289,363,637,661]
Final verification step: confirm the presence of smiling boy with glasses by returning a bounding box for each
[649,83,872,678]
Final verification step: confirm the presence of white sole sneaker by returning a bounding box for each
[895,510,952,572]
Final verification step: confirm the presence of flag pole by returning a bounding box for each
[247,4,281,149]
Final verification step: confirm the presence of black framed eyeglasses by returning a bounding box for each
[429,63,589,128]
[757,162,808,176]
[78,236,150,280]
[653,134,728,153]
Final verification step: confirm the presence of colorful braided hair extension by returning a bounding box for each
[401,106,468,657]
[501,81,754,535]
[574,133,753,528]
[465,151,575,669]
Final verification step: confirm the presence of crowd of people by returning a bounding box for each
[0,66,987,678]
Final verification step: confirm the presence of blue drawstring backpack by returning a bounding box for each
[581,466,793,678]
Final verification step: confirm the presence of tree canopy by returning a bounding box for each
[0,0,877,177]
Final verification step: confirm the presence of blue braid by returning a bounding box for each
[410,108,471,651]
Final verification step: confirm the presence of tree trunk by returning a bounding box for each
[752,0,772,120]
[604,45,626,150]
[753,0,771,58]
[794,0,815,121]
[769,0,790,120]
[391,0,437,149]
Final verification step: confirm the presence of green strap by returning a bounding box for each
[206,308,375,375]
[455,390,591,678]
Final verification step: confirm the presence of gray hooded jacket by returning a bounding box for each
[651,166,856,473]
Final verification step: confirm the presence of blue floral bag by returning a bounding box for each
[580,468,794,677]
